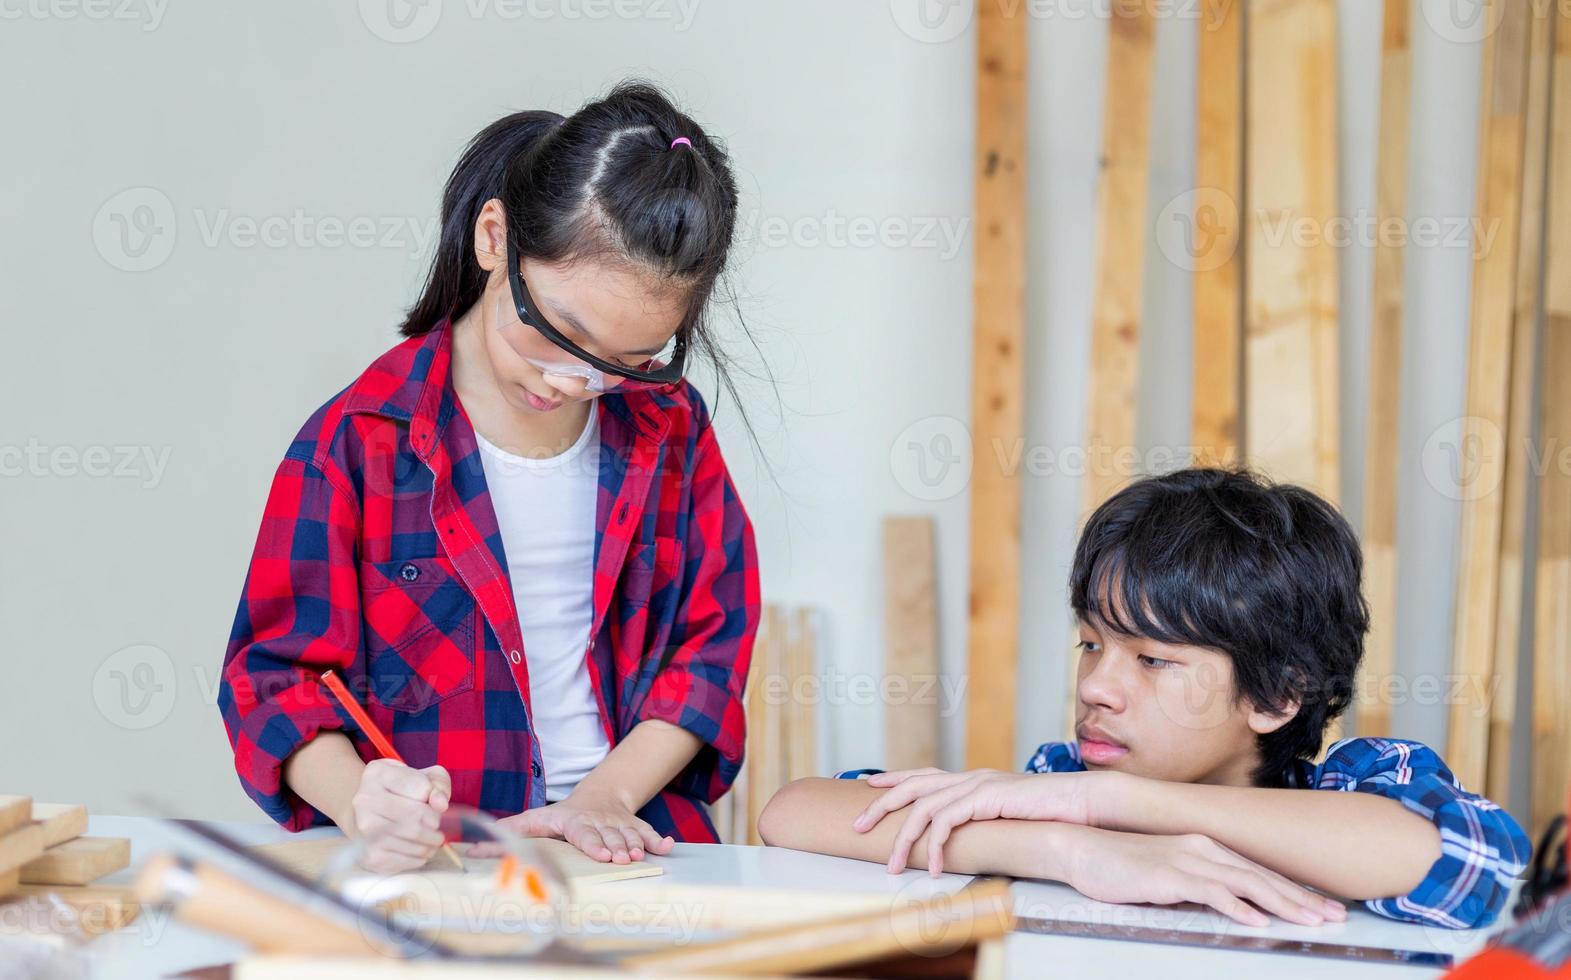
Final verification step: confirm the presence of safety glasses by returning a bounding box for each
[502,237,686,393]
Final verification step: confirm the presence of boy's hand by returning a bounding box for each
[488,791,675,864]
[853,768,1108,874]
[347,759,453,874]
[1061,828,1346,928]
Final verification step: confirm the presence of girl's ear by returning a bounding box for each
[472,198,507,273]
[1246,697,1300,736]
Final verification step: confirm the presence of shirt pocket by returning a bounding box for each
[360,555,477,713]
[622,537,685,609]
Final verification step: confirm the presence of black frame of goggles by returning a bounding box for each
[505,237,688,387]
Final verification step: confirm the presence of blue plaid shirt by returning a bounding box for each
[839,736,1529,930]
[1023,736,1530,929]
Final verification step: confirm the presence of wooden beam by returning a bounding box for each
[1532,0,1571,838]
[1192,0,1245,465]
[884,516,939,771]
[1066,0,1159,739]
[1487,3,1556,804]
[1446,0,1533,791]
[1357,0,1413,740]
[1083,0,1158,509]
[746,606,785,845]
[1244,0,1341,498]
[785,608,818,783]
[964,0,1029,770]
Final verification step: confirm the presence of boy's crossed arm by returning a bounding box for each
[758,777,1345,928]
[851,767,1440,901]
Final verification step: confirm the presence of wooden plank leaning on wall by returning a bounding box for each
[1067,0,1158,738]
[1532,0,1571,839]
[1244,0,1341,743]
[964,0,1029,770]
[1486,3,1556,805]
[1191,0,1244,466]
[1446,0,1533,792]
[1357,0,1412,740]
[885,517,940,771]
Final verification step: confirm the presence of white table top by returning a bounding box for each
[30,815,1510,979]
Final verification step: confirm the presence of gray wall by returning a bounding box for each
[0,0,1510,823]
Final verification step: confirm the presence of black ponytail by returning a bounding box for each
[400,80,740,339]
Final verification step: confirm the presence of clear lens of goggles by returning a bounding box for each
[494,290,677,394]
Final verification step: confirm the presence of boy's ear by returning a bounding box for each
[1246,697,1300,736]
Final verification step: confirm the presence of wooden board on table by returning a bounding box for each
[1487,1,1557,804]
[963,0,1028,771]
[12,883,139,935]
[0,797,30,837]
[884,516,939,771]
[249,836,661,887]
[21,836,130,886]
[1192,0,1244,466]
[1357,0,1413,740]
[1446,0,1533,791]
[1533,0,1571,839]
[31,803,89,849]
[0,822,48,875]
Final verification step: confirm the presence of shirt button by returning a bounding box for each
[399,563,419,582]
[509,649,522,664]
[530,761,542,777]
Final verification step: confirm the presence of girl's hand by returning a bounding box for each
[493,792,675,864]
[346,759,453,874]
[853,769,1108,874]
[1062,828,1347,928]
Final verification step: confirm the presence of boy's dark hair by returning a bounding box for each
[1069,467,1369,786]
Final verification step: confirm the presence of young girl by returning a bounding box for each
[219,82,759,874]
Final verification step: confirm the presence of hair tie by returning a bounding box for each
[669,137,692,150]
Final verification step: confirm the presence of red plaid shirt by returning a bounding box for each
[218,321,759,842]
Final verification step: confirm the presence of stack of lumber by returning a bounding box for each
[0,794,136,936]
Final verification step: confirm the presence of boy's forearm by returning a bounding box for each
[1107,776,1441,899]
[759,778,1074,881]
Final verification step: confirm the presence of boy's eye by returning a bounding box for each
[1138,654,1177,669]
[1076,640,1100,654]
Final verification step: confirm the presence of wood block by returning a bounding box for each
[249,835,661,887]
[30,803,89,849]
[0,796,30,837]
[21,836,130,886]
[0,822,48,875]
[12,884,139,936]
[963,0,1028,772]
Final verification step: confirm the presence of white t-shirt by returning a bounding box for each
[474,409,610,802]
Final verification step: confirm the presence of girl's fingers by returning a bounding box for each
[633,822,668,855]
[570,825,613,862]
[866,768,944,787]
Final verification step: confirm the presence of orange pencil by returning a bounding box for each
[319,669,465,871]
